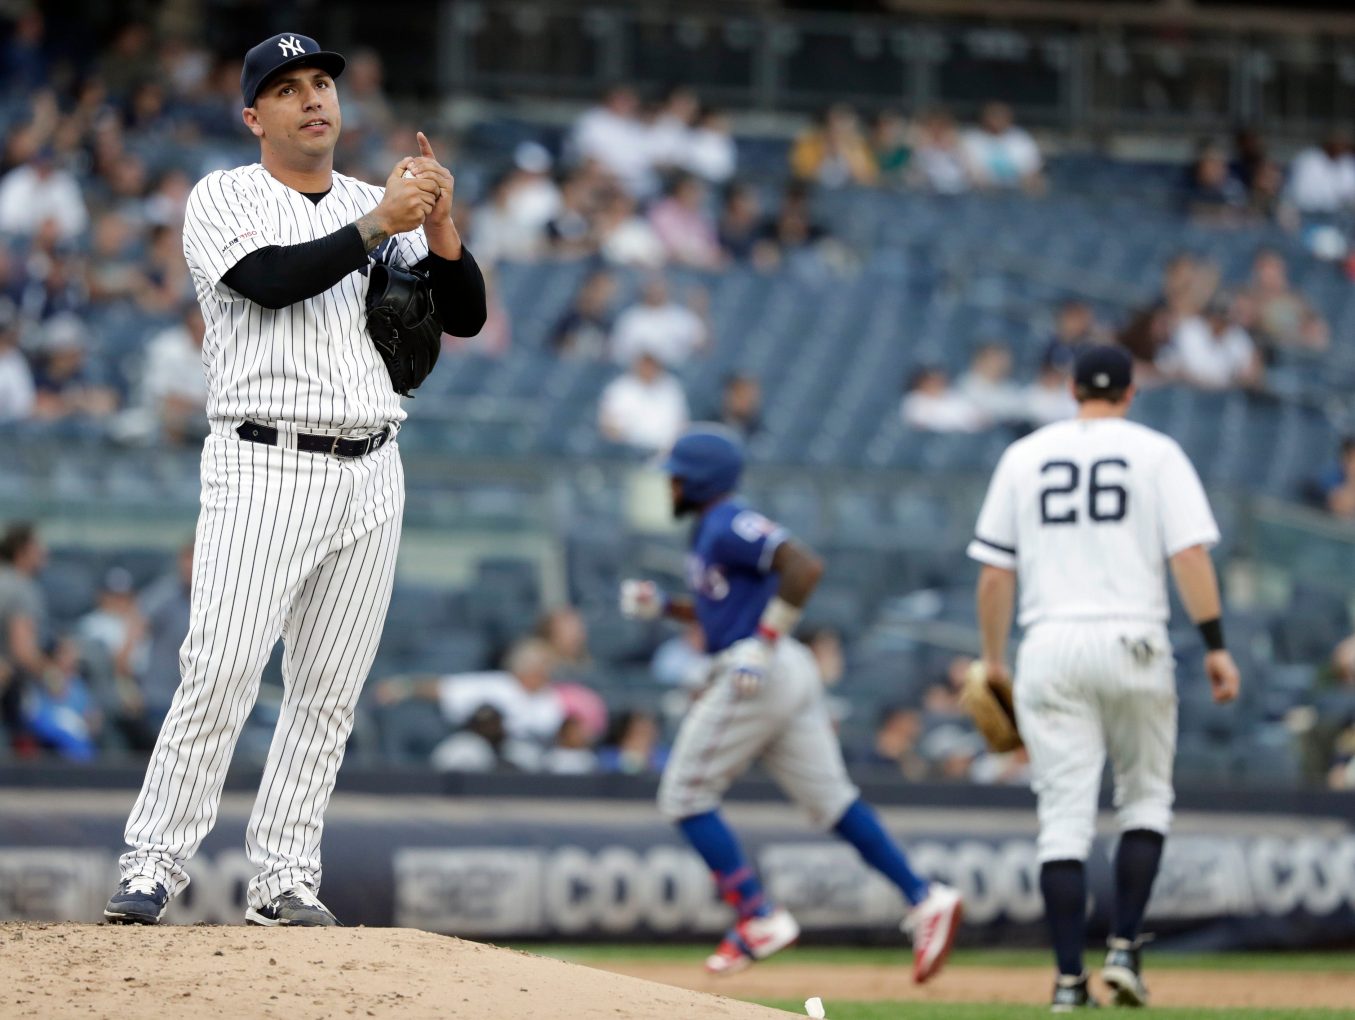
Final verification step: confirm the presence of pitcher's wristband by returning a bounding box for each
[1198,617,1225,652]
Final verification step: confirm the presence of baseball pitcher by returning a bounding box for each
[104,32,486,926]
[968,346,1240,1009]
[621,426,963,980]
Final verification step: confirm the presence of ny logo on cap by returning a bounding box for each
[278,35,305,57]
[1093,373,1109,387]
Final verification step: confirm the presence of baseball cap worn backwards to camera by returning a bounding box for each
[1073,345,1132,396]
[241,33,346,106]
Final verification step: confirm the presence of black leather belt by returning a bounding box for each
[236,421,391,458]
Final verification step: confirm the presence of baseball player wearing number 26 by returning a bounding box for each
[103,33,485,928]
[968,347,1240,1011]
[620,427,962,980]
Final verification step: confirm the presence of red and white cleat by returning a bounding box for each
[903,883,963,984]
[704,908,800,975]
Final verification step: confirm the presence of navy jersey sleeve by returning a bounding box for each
[710,509,789,574]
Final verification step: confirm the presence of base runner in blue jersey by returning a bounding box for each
[620,426,963,980]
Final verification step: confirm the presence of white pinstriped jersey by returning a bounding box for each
[181,165,429,430]
[967,417,1219,627]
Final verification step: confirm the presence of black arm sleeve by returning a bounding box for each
[420,246,487,338]
[221,224,369,310]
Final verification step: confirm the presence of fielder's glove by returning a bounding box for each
[959,660,1023,753]
[366,261,442,396]
[724,636,771,698]
[619,579,667,621]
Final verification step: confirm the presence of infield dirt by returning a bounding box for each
[0,923,791,1019]
[594,958,1355,1010]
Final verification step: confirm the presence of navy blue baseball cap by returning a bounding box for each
[241,33,346,106]
[1074,344,1133,395]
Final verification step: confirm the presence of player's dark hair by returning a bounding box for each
[0,521,36,564]
[1074,384,1127,404]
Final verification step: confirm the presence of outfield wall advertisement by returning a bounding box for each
[1,795,1352,950]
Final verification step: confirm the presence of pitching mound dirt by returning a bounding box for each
[599,960,1355,1010]
[0,924,790,1020]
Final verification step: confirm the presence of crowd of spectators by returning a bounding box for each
[0,520,193,760]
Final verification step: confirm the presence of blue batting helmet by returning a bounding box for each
[662,426,744,504]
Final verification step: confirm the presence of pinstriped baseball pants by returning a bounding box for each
[119,425,403,909]
[1014,619,1178,864]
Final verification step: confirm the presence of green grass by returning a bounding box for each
[753,1004,1355,1020]
[525,943,1355,973]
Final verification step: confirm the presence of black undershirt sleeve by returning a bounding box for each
[420,245,488,338]
[221,224,369,309]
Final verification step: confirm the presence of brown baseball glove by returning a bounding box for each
[959,660,1023,753]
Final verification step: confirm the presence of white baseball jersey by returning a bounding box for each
[182,165,429,430]
[967,417,1219,627]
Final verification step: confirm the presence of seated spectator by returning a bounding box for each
[550,270,617,359]
[430,704,512,773]
[1314,437,1355,519]
[597,709,668,775]
[85,211,147,305]
[919,721,985,781]
[0,305,34,422]
[1118,252,1219,370]
[505,142,561,236]
[77,566,146,687]
[646,86,700,176]
[23,635,100,760]
[0,522,52,739]
[648,174,723,270]
[610,276,708,367]
[136,224,192,314]
[718,183,773,266]
[1043,299,1110,373]
[791,104,878,189]
[961,102,1042,192]
[1022,361,1078,428]
[542,714,598,775]
[709,372,763,439]
[761,181,834,265]
[598,350,690,452]
[545,172,597,260]
[0,148,88,240]
[335,47,395,155]
[1247,159,1297,229]
[1231,127,1268,192]
[862,705,926,780]
[534,606,591,670]
[137,540,193,727]
[595,191,666,269]
[900,367,985,433]
[685,107,737,184]
[1183,140,1248,224]
[909,108,970,194]
[29,314,119,420]
[1161,295,1263,390]
[118,302,208,445]
[956,343,1024,424]
[652,621,708,689]
[1246,248,1330,353]
[571,84,657,197]
[469,172,545,266]
[872,109,911,183]
[1286,130,1355,214]
[437,639,565,751]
